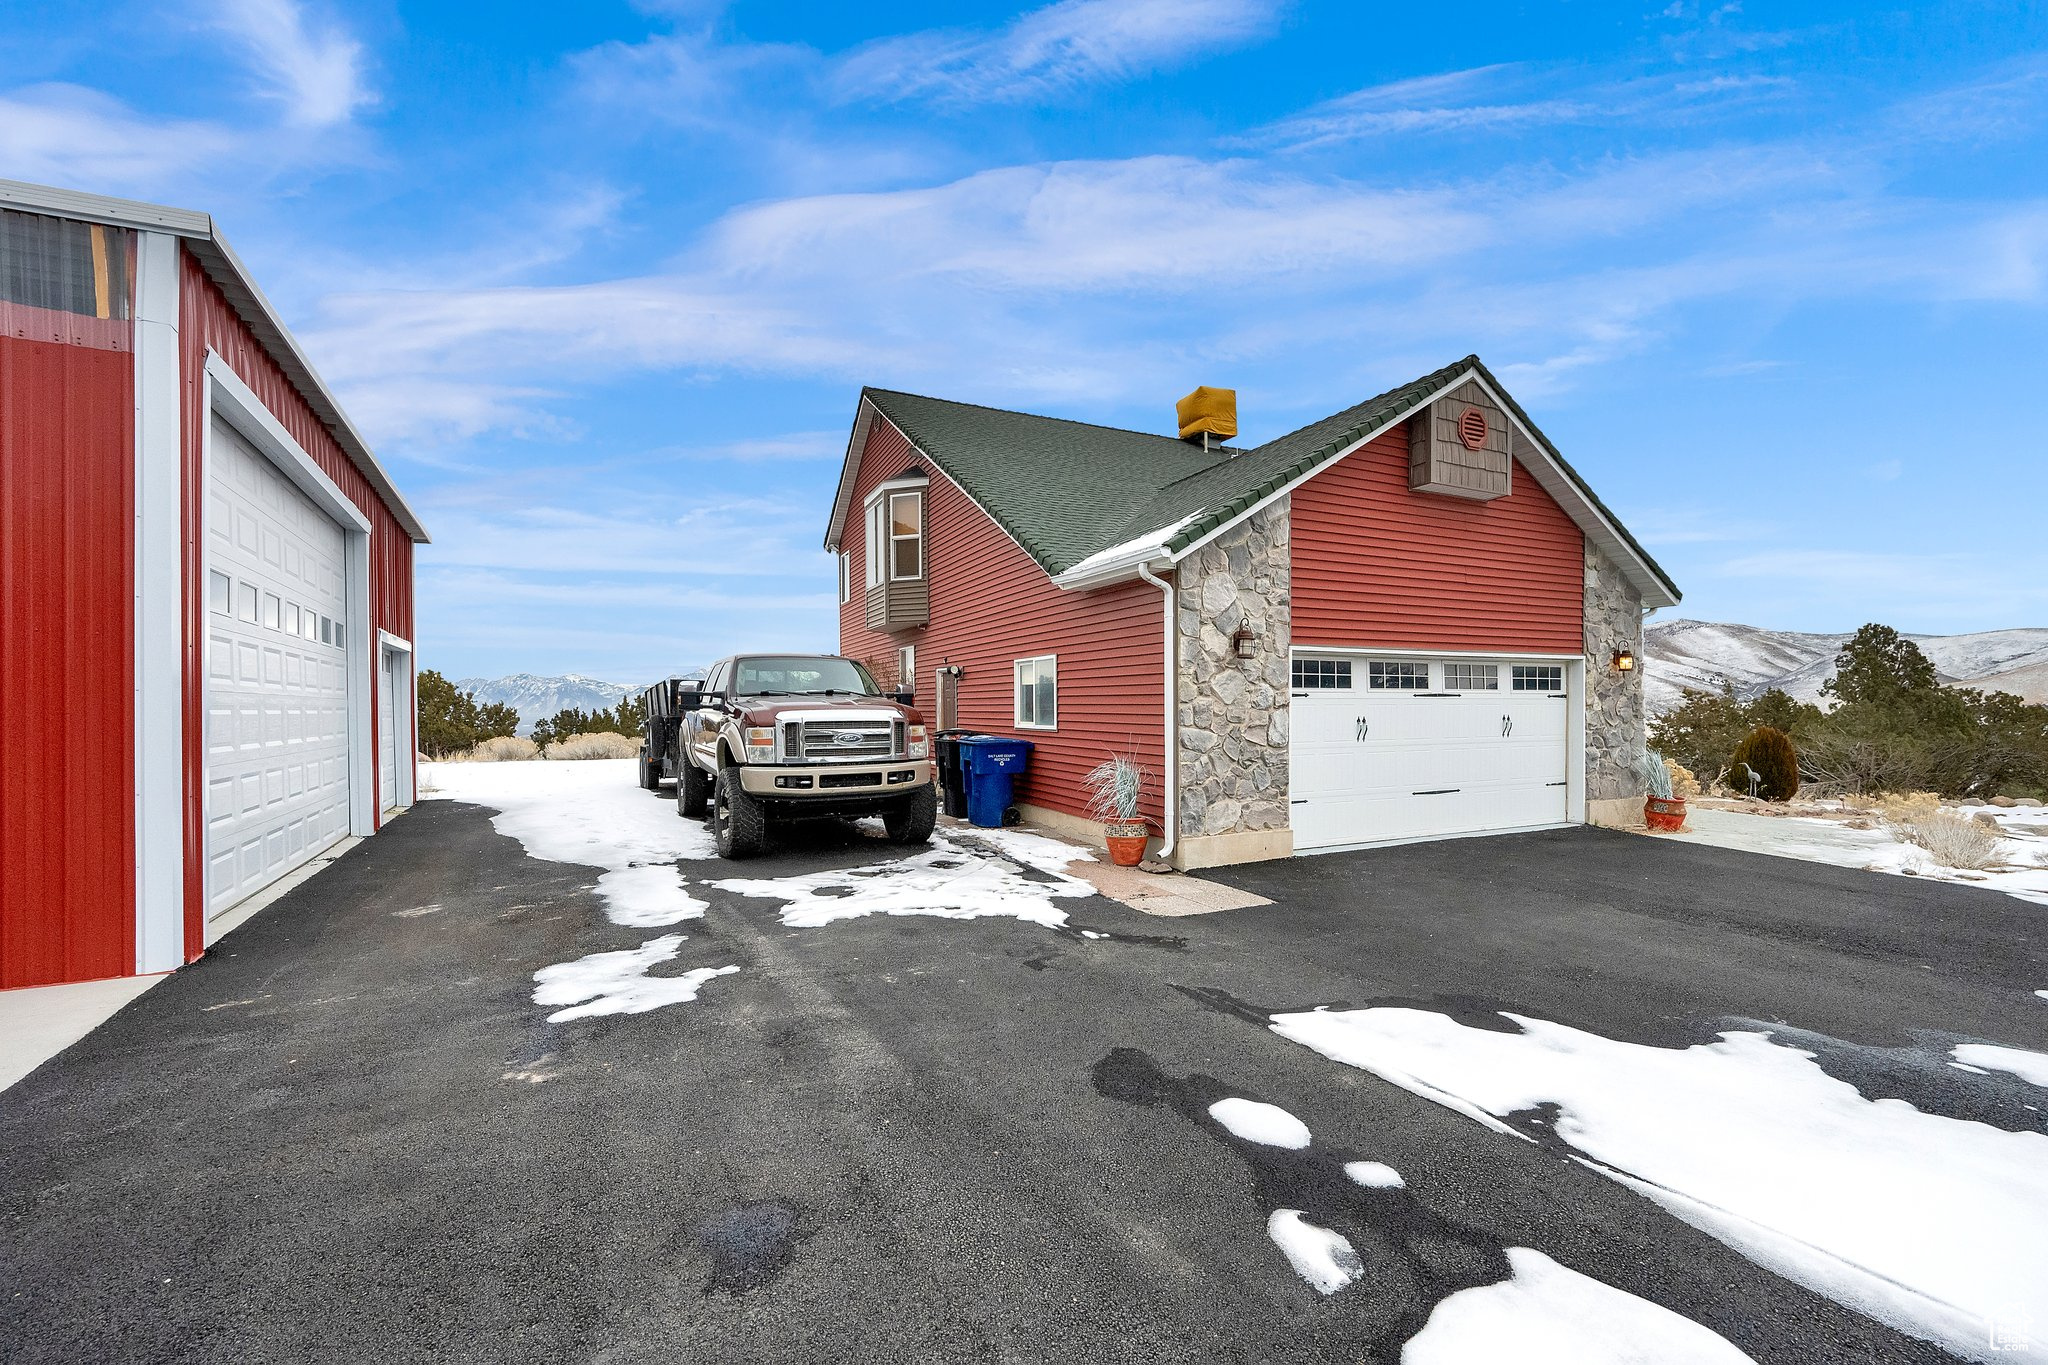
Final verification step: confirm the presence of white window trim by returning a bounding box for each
[862,475,928,589]
[1014,654,1058,730]
[897,644,915,691]
[839,551,850,604]
[887,489,925,582]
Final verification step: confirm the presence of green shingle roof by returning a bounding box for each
[844,356,1678,603]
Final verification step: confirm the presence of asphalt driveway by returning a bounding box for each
[2,785,2042,1364]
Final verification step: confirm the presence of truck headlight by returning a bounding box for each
[745,726,776,761]
[906,724,929,760]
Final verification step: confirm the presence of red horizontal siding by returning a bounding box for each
[179,250,417,959]
[0,334,136,988]
[838,417,1166,827]
[1292,424,1584,653]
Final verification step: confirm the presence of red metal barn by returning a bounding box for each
[1,181,428,990]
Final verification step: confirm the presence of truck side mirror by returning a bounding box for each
[893,687,915,706]
[679,687,704,712]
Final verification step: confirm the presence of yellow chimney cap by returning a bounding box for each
[1176,386,1237,442]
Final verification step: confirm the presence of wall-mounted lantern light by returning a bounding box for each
[1612,648,1636,672]
[1232,627,1256,659]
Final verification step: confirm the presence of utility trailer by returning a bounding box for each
[637,672,705,791]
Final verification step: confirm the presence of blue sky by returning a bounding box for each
[5,1,2044,684]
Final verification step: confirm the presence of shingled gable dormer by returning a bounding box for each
[1409,378,1512,501]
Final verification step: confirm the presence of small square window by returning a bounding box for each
[1444,662,1498,690]
[320,616,333,645]
[263,593,281,630]
[1512,665,1564,692]
[1290,658,1352,690]
[209,571,232,615]
[1014,655,1056,729]
[1367,660,1429,689]
[287,603,300,635]
[238,582,258,623]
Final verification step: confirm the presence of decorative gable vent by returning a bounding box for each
[1409,380,1511,501]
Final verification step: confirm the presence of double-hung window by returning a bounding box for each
[865,484,925,587]
[1014,655,1056,729]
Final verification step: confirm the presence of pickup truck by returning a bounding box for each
[670,653,935,858]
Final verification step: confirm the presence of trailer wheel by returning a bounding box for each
[712,763,767,858]
[678,758,711,818]
[638,747,660,791]
[884,785,938,845]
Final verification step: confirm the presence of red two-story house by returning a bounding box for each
[826,356,1679,870]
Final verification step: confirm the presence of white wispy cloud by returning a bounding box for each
[831,0,1279,106]
[0,84,243,193]
[208,0,371,128]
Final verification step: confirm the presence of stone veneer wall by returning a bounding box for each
[1176,499,1292,843]
[1584,539,1646,804]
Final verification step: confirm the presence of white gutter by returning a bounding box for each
[1136,562,1177,863]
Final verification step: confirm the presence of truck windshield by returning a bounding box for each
[735,657,882,696]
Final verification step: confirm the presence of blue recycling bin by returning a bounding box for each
[958,736,1034,828]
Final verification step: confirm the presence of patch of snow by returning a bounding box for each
[1208,1097,1312,1149]
[949,825,1097,873]
[1949,1061,1992,1075]
[1404,1246,1756,1364]
[1264,1209,1363,1294]
[1344,1160,1405,1189]
[709,831,1091,929]
[1666,806,2048,908]
[423,759,714,925]
[532,934,737,1023]
[1271,1006,2048,1363]
[1952,1044,2048,1089]
[1055,510,1206,580]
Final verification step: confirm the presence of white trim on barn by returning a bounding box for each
[377,630,416,814]
[132,229,184,975]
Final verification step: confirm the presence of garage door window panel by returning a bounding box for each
[1368,661,1430,690]
[1292,658,1352,690]
[1512,665,1564,692]
[1444,663,1498,690]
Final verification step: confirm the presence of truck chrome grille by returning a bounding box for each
[795,719,897,761]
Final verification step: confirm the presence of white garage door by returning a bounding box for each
[1290,654,1572,852]
[205,415,352,916]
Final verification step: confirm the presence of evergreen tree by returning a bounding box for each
[417,669,483,758]
[1824,624,1938,706]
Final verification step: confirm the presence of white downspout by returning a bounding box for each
[1137,562,1177,863]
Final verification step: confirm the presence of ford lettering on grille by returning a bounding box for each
[832,730,864,746]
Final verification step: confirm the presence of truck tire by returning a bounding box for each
[712,762,767,858]
[678,757,711,818]
[884,784,938,845]
[639,747,659,791]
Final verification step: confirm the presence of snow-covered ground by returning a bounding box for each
[1200,1089,1757,1357]
[421,758,1097,1023]
[1664,804,2048,907]
[1269,1006,2048,1363]
[424,759,714,925]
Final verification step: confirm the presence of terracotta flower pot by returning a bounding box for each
[1103,820,1150,867]
[1645,795,1687,832]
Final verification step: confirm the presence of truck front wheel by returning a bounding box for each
[678,757,711,818]
[712,763,767,858]
[884,785,938,845]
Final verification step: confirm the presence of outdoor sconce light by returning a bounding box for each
[1612,648,1636,672]
[1232,627,1257,659]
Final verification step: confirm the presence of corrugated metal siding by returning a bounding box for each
[0,335,136,988]
[1292,423,1584,653]
[838,417,1165,826]
[178,250,416,957]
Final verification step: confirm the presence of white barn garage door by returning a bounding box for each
[1290,654,1573,852]
[204,415,353,916]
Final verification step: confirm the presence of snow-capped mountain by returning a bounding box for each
[1643,620,2048,715]
[454,673,637,735]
